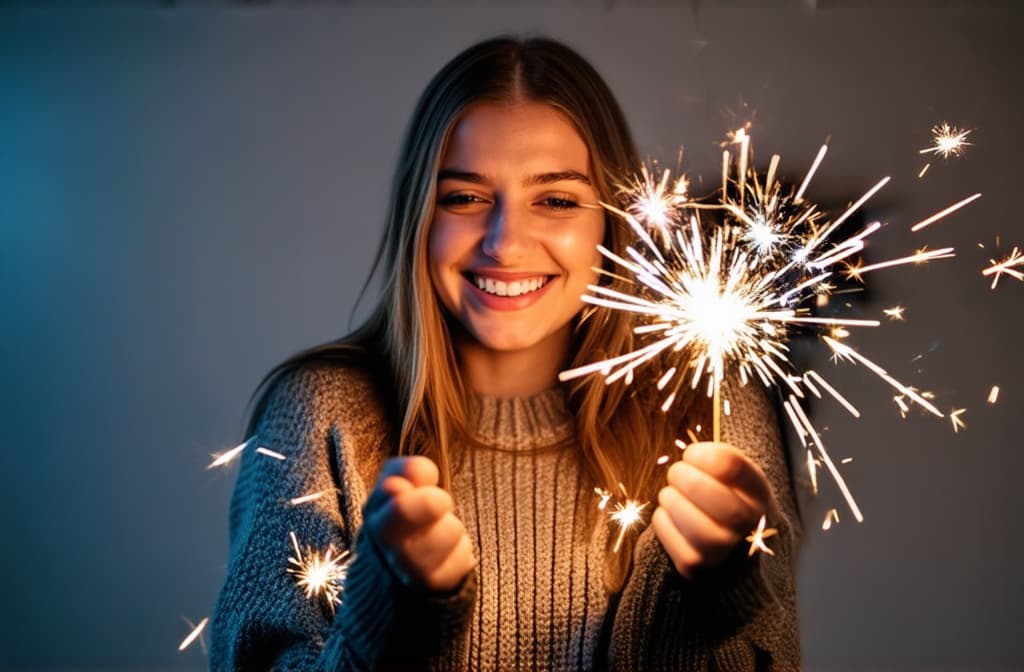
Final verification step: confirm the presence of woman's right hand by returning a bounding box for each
[362,456,475,593]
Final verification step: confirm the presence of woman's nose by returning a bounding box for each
[481,198,530,264]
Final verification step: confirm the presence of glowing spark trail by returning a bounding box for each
[560,131,978,522]
[983,246,1024,289]
[178,616,208,652]
[909,193,982,232]
[988,386,1000,404]
[207,437,252,469]
[256,447,287,461]
[287,532,351,612]
[950,408,967,433]
[289,490,335,506]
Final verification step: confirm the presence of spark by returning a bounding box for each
[610,499,648,553]
[207,437,252,469]
[256,447,287,461]
[624,163,689,240]
[950,408,967,433]
[988,386,1000,404]
[745,514,778,556]
[982,246,1024,289]
[883,306,906,320]
[845,247,955,279]
[656,455,670,465]
[822,508,840,531]
[287,532,351,612]
[841,457,853,464]
[919,122,973,158]
[289,490,335,506]
[559,131,979,522]
[594,487,612,510]
[178,616,208,652]
[909,193,982,232]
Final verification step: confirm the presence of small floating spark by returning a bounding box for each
[983,246,1024,289]
[656,455,670,465]
[745,514,778,556]
[883,306,906,320]
[178,616,208,652]
[822,508,840,531]
[919,122,973,159]
[207,437,252,469]
[988,385,1000,404]
[594,487,612,510]
[256,447,287,461]
[287,532,350,612]
[950,408,967,433]
[610,499,648,553]
[841,457,853,464]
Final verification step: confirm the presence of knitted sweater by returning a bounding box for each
[210,363,800,671]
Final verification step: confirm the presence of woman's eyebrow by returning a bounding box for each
[436,169,592,187]
[523,170,591,187]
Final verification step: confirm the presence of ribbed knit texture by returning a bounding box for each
[209,363,801,671]
[454,388,609,671]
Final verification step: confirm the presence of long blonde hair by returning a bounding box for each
[248,36,709,590]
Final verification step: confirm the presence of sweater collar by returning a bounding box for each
[466,384,575,451]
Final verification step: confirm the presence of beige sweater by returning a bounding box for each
[210,363,800,671]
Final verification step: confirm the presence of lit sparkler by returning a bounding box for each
[287,532,351,612]
[560,131,979,522]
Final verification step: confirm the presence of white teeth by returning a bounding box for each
[473,274,549,297]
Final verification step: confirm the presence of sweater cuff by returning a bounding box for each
[636,522,781,634]
[327,527,476,669]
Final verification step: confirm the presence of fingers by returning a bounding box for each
[666,460,761,531]
[682,442,772,506]
[657,483,739,556]
[364,456,441,515]
[651,507,702,579]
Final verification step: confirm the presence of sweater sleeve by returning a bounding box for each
[209,366,475,672]
[608,379,802,671]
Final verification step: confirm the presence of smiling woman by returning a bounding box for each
[429,102,606,395]
[210,35,800,671]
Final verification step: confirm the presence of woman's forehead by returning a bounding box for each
[441,101,591,176]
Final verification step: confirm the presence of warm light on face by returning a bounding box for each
[427,102,605,355]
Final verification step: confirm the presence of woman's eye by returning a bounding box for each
[539,196,580,211]
[438,192,489,207]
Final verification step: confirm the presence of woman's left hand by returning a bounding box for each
[651,441,774,579]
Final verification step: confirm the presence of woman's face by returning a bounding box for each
[428,101,605,358]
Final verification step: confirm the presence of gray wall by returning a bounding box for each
[2,1,1021,669]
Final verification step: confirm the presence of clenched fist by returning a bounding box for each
[652,442,774,579]
[362,456,475,592]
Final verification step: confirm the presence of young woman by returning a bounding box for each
[211,36,800,671]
